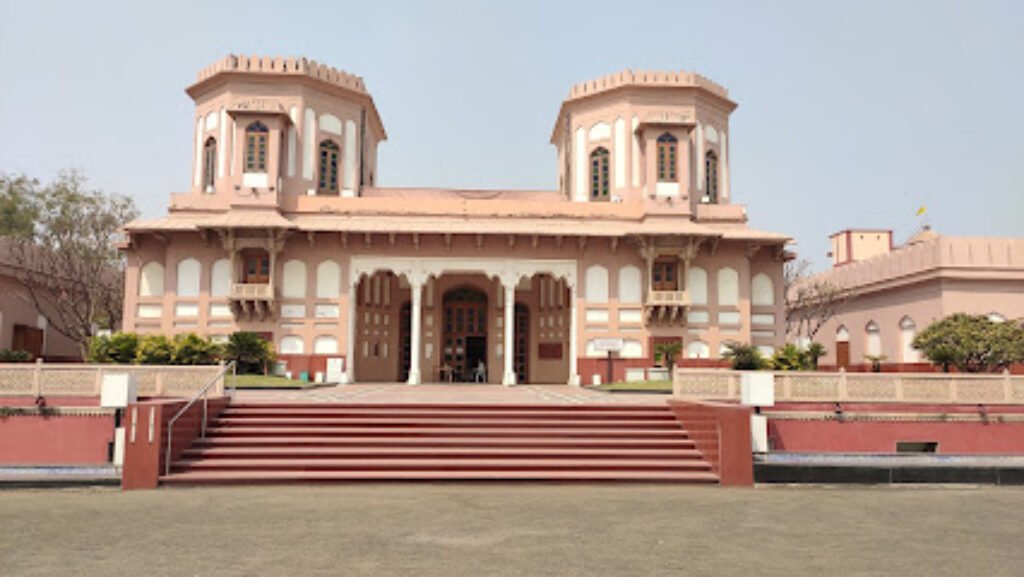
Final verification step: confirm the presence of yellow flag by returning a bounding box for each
[916,206,926,216]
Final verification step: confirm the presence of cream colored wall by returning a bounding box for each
[0,274,81,359]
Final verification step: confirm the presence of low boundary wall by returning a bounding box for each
[0,361,225,399]
[667,399,753,486]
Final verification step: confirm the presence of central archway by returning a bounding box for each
[442,286,489,382]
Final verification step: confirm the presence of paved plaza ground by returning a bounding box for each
[2,484,1022,576]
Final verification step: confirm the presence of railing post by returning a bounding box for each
[838,367,847,401]
[32,358,43,398]
[1003,369,1012,404]
[949,375,959,403]
[895,374,904,402]
[156,370,165,397]
[94,366,104,396]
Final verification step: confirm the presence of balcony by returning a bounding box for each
[229,283,276,320]
[645,290,689,325]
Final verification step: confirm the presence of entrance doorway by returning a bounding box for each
[399,302,411,382]
[514,303,529,384]
[442,286,488,382]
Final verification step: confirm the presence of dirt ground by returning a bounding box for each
[1,484,1022,576]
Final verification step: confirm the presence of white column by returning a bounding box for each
[568,279,580,386]
[343,278,357,384]
[503,282,516,386]
[408,278,423,385]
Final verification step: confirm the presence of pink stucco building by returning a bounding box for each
[120,55,790,385]
[801,227,1024,369]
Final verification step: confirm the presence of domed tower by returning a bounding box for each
[550,70,738,220]
[185,55,386,205]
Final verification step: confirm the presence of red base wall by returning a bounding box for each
[274,354,343,381]
[769,418,1024,454]
[0,414,114,464]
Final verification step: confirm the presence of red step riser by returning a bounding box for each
[193,439,699,450]
[219,410,677,420]
[172,463,714,474]
[182,450,706,461]
[206,430,691,439]
[213,419,685,430]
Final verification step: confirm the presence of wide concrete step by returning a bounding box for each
[160,469,720,485]
[182,446,706,460]
[219,408,676,420]
[205,426,690,438]
[213,417,683,429]
[171,457,714,472]
[192,436,699,450]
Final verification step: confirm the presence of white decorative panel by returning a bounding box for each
[718,311,741,325]
[316,260,341,298]
[866,321,881,357]
[837,326,850,342]
[752,330,776,338]
[751,273,774,306]
[242,172,269,188]
[176,258,201,297]
[218,107,227,177]
[319,114,342,135]
[281,304,306,318]
[315,304,340,318]
[314,336,338,355]
[613,117,626,189]
[209,303,232,318]
[282,260,307,298]
[900,317,919,362]
[573,127,587,202]
[752,313,775,326]
[139,262,164,297]
[174,303,198,318]
[287,126,297,177]
[204,111,218,132]
[717,268,739,306]
[705,124,719,143]
[137,304,162,319]
[687,267,708,305]
[585,265,609,303]
[619,309,643,325]
[588,121,611,141]
[618,266,642,304]
[687,310,709,324]
[210,259,231,297]
[279,336,304,355]
[303,107,316,180]
[585,309,609,324]
[655,182,680,197]
[343,119,357,194]
[631,116,640,187]
[193,118,203,187]
[621,339,644,359]
[687,341,710,359]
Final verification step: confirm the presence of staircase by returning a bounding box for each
[160,402,718,485]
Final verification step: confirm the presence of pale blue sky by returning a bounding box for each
[1,0,1021,269]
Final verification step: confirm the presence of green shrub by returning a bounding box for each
[87,332,140,364]
[0,349,32,363]
[136,334,174,365]
[771,344,805,371]
[172,333,222,365]
[722,342,770,371]
[224,332,275,374]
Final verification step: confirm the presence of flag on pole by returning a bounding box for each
[916,205,926,216]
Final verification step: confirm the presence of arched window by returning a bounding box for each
[202,137,217,191]
[900,316,919,363]
[585,265,609,303]
[717,267,738,306]
[617,266,642,304]
[245,121,268,173]
[318,140,340,194]
[687,267,708,306]
[705,150,719,202]
[751,273,774,306]
[657,133,677,182]
[687,340,710,359]
[139,262,165,297]
[176,258,201,298]
[590,147,610,201]
[865,321,881,357]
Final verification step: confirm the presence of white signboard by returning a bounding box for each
[591,338,624,353]
[326,357,345,384]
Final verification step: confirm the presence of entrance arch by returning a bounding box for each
[442,286,489,382]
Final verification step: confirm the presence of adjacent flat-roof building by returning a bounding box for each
[799,227,1024,369]
[121,55,790,384]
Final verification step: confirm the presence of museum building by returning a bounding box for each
[120,55,790,385]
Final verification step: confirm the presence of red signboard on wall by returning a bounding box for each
[538,343,563,360]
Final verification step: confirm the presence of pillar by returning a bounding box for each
[408,278,423,385]
[343,277,358,384]
[568,279,580,386]
[502,281,516,386]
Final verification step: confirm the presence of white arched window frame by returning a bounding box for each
[900,317,919,363]
[585,265,609,303]
[687,340,710,359]
[687,267,708,306]
[836,325,850,342]
[618,266,642,304]
[282,260,307,298]
[751,273,774,306]
[139,262,165,297]
[176,258,201,297]
[865,321,881,357]
[717,268,739,306]
[279,336,304,355]
[210,259,231,297]
[316,260,341,299]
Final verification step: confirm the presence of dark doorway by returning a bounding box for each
[465,336,487,381]
[442,286,488,382]
[836,341,851,368]
[514,303,529,384]
[399,302,411,382]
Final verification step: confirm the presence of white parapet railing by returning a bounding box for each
[646,290,689,307]
[230,283,273,300]
[0,360,226,399]
[674,368,1024,405]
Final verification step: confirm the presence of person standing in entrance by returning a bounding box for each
[473,360,487,383]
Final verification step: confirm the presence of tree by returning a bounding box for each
[2,171,138,357]
[654,341,683,372]
[784,259,849,342]
[912,314,1024,373]
[722,342,770,371]
[225,332,275,374]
